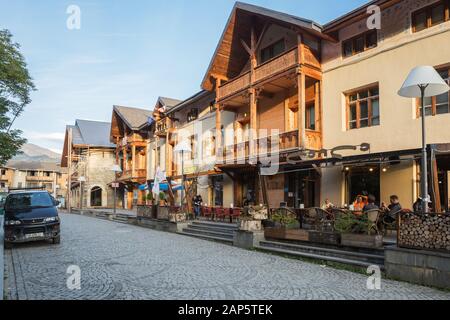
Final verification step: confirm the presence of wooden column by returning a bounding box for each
[131,145,136,176]
[249,88,258,156]
[297,72,306,148]
[123,147,127,171]
[215,77,223,160]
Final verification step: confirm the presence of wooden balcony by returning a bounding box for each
[118,168,147,182]
[155,119,169,137]
[254,47,298,84]
[220,130,322,161]
[219,71,251,100]
[26,176,54,182]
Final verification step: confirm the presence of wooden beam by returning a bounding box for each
[297,72,306,149]
[240,39,252,56]
[432,157,442,213]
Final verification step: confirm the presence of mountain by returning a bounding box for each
[11,143,61,163]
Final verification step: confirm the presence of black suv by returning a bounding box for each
[3,190,61,247]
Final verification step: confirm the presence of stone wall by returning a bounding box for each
[398,213,450,251]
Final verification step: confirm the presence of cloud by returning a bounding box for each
[24,131,65,143]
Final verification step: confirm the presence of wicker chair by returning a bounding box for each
[366,209,382,235]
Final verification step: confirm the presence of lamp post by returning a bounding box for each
[111,164,122,215]
[399,66,449,213]
[174,140,192,211]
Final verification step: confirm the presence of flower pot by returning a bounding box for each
[341,233,383,248]
[239,220,262,232]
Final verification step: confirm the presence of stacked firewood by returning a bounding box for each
[399,213,450,251]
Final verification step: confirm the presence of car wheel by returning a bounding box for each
[53,235,61,244]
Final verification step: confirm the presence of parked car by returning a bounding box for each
[3,190,60,247]
[0,192,7,215]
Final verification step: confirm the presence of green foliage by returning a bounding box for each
[334,212,368,234]
[0,29,35,166]
[271,209,298,228]
[159,192,166,201]
[146,193,153,201]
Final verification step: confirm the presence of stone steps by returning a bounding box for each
[257,239,385,269]
[178,220,239,244]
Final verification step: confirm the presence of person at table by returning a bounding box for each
[381,195,402,220]
[321,199,334,211]
[363,194,379,212]
[353,196,365,212]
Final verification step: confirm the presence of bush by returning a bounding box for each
[270,209,299,229]
[334,212,368,234]
[146,193,153,201]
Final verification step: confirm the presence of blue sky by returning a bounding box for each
[0,0,368,153]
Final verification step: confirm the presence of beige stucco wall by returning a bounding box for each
[380,160,417,208]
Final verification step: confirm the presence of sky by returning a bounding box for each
[0,0,369,154]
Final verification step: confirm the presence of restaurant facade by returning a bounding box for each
[141,0,450,213]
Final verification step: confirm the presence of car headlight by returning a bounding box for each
[5,220,21,226]
[44,216,59,223]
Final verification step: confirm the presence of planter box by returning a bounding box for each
[341,233,383,248]
[137,205,153,218]
[240,220,262,232]
[157,206,169,220]
[309,230,341,245]
[264,228,309,242]
[169,213,186,223]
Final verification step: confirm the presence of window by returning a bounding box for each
[306,103,316,130]
[346,85,380,130]
[1,169,5,175]
[342,30,378,58]
[418,67,450,116]
[187,108,198,123]
[412,1,450,32]
[260,39,286,63]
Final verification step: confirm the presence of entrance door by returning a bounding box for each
[346,166,380,205]
[90,187,102,207]
[287,170,319,209]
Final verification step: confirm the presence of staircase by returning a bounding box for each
[257,239,385,269]
[179,220,238,244]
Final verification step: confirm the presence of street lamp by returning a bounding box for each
[399,66,450,213]
[78,176,86,211]
[174,140,192,210]
[111,164,122,215]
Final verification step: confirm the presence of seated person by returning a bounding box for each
[363,194,379,212]
[321,198,334,211]
[353,196,365,212]
[381,195,402,223]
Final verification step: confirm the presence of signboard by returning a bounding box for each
[111,183,120,188]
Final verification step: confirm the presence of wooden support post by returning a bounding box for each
[249,88,258,156]
[132,145,136,177]
[432,157,442,213]
[297,72,306,148]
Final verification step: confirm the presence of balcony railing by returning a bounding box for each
[26,176,54,182]
[219,72,251,100]
[219,130,322,161]
[254,47,298,83]
[119,169,147,181]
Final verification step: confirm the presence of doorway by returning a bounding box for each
[346,166,380,205]
[90,186,102,207]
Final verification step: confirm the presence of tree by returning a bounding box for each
[0,29,35,166]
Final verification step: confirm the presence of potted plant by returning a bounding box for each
[239,205,269,232]
[158,192,166,207]
[334,212,383,248]
[264,209,308,241]
[146,193,153,205]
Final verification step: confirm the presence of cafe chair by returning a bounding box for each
[366,209,381,235]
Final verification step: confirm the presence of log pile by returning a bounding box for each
[399,213,450,251]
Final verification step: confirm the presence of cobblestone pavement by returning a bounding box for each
[4,213,450,300]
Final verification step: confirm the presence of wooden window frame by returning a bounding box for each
[345,85,380,130]
[412,0,450,33]
[416,66,450,117]
[305,102,316,131]
[342,29,378,58]
[260,38,286,64]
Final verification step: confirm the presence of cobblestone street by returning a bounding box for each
[4,213,450,300]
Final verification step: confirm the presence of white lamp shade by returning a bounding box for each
[174,140,192,153]
[111,164,122,173]
[398,66,449,98]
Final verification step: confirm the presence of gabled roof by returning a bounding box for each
[6,160,66,173]
[74,120,116,148]
[159,97,182,109]
[201,1,328,91]
[113,105,154,131]
[167,90,215,115]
